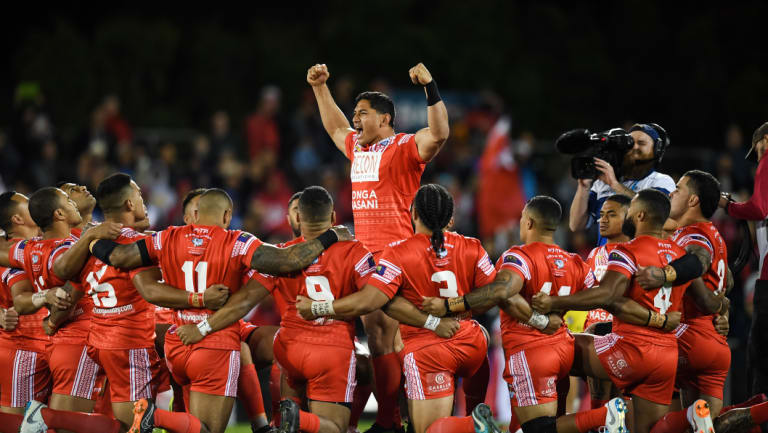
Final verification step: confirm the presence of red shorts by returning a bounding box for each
[164,336,240,397]
[155,307,174,325]
[594,333,677,405]
[88,346,163,402]
[48,343,102,399]
[273,331,356,403]
[583,309,613,331]
[0,347,52,407]
[675,323,730,400]
[240,320,258,342]
[401,322,488,401]
[503,334,574,407]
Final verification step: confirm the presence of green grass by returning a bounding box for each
[223,419,376,433]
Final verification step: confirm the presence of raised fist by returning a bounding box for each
[307,64,330,87]
[409,63,433,85]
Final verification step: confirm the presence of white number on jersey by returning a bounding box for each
[653,285,673,314]
[87,264,117,308]
[305,275,334,301]
[182,261,208,294]
[539,282,572,296]
[715,259,726,296]
[432,271,458,298]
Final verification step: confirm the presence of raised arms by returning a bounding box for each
[307,64,354,154]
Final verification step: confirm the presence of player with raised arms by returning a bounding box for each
[308,61,449,433]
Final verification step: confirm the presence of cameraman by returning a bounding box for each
[720,121,768,396]
[569,123,676,245]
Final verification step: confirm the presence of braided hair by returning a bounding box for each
[413,184,454,257]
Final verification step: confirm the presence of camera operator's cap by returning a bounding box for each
[747,121,768,160]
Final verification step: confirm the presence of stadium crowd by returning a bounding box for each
[0,60,765,433]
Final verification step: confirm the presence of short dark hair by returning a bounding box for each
[354,91,395,126]
[182,188,208,215]
[636,189,671,226]
[525,196,561,231]
[198,188,233,212]
[683,170,721,219]
[29,187,64,231]
[96,173,133,214]
[413,184,454,257]
[298,186,333,224]
[604,194,632,208]
[288,191,302,208]
[0,192,19,237]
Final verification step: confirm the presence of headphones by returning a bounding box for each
[630,123,671,164]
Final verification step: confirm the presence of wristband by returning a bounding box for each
[425,81,441,106]
[310,300,335,317]
[662,314,669,330]
[443,299,450,316]
[197,319,212,337]
[648,311,665,328]
[136,239,153,267]
[645,309,652,326]
[316,229,338,250]
[188,293,203,308]
[447,297,466,313]
[32,290,49,308]
[667,253,704,285]
[423,314,441,331]
[91,239,119,265]
[527,312,550,330]
[663,265,677,284]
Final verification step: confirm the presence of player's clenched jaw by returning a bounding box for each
[352,93,395,146]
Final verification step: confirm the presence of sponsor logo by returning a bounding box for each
[554,259,564,269]
[426,372,452,394]
[503,254,523,266]
[31,255,39,264]
[351,189,379,210]
[350,152,383,183]
[192,238,204,247]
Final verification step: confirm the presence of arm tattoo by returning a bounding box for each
[686,244,711,276]
[465,272,513,310]
[250,240,325,275]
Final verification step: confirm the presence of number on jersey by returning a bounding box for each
[182,261,208,293]
[715,259,726,296]
[432,271,458,298]
[539,282,572,296]
[87,264,117,308]
[305,276,334,301]
[653,285,672,314]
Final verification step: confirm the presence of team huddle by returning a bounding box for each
[0,62,766,433]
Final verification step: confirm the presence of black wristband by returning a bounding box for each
[662,314,669,330]
[136,239,153,267]
[645,309,652,326]
[463,296,471,311]
[669,253,704,285]
[443,299,450,316]
[425,81,441,106]
[316,229,338,250]
[91,240,118,265]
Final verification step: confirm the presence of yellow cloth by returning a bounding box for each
[564,310,588,333]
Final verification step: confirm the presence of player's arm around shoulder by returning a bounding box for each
[411,63,449,162]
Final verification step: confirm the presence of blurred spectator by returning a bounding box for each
[245,85,281,162]
[210,110,240,158]
[102,94,133,144]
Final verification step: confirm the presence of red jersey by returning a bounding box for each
[584,244,622,325]
[259,237,375,349]
[345,131,426,253]
[145,224,263,350]
[367,232,497,351]
[497,242,595,352]
[606,235,689,346]
[8,235,92,345]
[0,267,49,352]
[78,228,155,350]
[671,222,728,331]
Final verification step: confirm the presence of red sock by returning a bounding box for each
[154,408,203,433]
[299,410,320,433]
[0,412,24,432]
[349,383,372,427]
[41,408,120,433]
[426,416,474,433]
[463,357,490,415]
[649,409,687,433]
[270,363,282,424]
[574,407,607,433]
[239,363,266,420]
[508,408,521,433]
[372,353,402,428]
[750,401,768,425]
[722,394,768,414]
[590,398,609,410]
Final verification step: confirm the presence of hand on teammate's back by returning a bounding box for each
[330,225,353,242]
[635,266,665,290]
[307,64,330,86]
[85,221,123,240]
[433,317,459,338]
[202,284,230,310]
[0,307,18,331]
[176,324,204,345]
[713,314,729,336]
[421,296,447,317]
[295,295,314,320]
[408,63,433,85]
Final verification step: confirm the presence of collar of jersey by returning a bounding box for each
[355,134,396,153]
